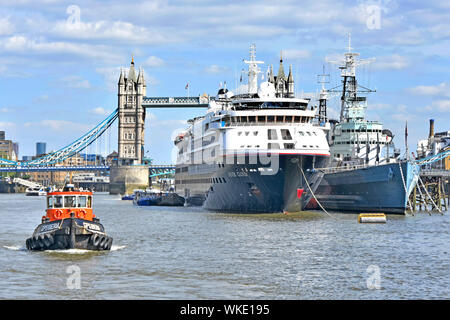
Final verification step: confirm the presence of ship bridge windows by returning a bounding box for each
[54,196,63,208]
[64,196,76,208]
[281,129,293,140]
[78,196,87,208]
[284,143,295,149]
[268,129,278,140]
[268,143,280,149]
[47,197,53,209]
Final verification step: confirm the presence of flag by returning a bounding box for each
[239,75,242,83]
[185,82,189,89]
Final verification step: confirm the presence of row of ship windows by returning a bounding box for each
[226,115,311,124]
[237,129,317,140]
[334,141,388,145]
[175,177,227,185]
[340,129,383,133]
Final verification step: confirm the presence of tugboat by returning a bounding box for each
[25,184,113,251]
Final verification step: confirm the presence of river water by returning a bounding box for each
[0,193,448,299]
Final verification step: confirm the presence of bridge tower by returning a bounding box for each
[110,58,149,195]
[117,58,146,165]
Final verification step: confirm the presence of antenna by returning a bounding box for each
[347,32,352,53]
[243,43,264,94]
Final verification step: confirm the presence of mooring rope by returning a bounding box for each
[298,164,332,217]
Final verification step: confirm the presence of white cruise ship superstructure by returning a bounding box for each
[174,45,330,213]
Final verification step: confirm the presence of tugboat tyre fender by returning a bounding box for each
[38,234,46,249]
[32,236,39,249]
[90,233,101,246]
[43,234,54,247]
[107,237,113,250]
[99,236,107,248]
[26,238,32,250]
[102,237,110,250]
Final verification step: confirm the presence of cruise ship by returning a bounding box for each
[174,45,330,213]
[306,40,419,214]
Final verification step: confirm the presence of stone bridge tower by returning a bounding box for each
[117,58,146,165]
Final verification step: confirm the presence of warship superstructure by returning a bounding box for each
[307,39,419,214]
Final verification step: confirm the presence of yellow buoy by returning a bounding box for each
[358,213,387,223]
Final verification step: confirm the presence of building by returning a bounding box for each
[22,156,33,161]
[267,52,295,98]
[36,142,46,157]
[106,151,119,166]
[0,131,19,161]
[416,119,450,170]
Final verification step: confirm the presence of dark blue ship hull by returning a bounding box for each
[202,154,328,213]
[308,161,419,214]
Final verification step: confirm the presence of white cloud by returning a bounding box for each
[408,82,450,98]
[204,64,230,74]
[51,20,177,44]
[0,35,121,62]
[431,100,450,112]
[282,49,311,61]
[373,55,410,70]
[142,56,165,68]
[0,121,15,128]
[60,75,91,89]
[24,119,91,132]
[90,107,112,116]
[0,17,14,36]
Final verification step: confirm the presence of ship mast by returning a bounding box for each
[317,65,330,123]
[243,44,264,94]
[327,33,375,122]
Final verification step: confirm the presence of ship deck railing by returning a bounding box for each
[221,122,320,127]
[317,161,398,174]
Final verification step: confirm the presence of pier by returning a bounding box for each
[409,169,449,213]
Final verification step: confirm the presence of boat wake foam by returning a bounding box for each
[3,245,126,253]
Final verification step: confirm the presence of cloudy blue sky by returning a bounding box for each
[0,0,449,163]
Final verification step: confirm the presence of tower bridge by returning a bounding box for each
[0,58,207,194]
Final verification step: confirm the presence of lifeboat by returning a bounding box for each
[25,184,113,251]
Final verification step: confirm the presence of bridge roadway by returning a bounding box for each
[0,164,175,173]
[142,96,211,108]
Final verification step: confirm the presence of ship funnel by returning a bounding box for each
[429,119,435,138]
